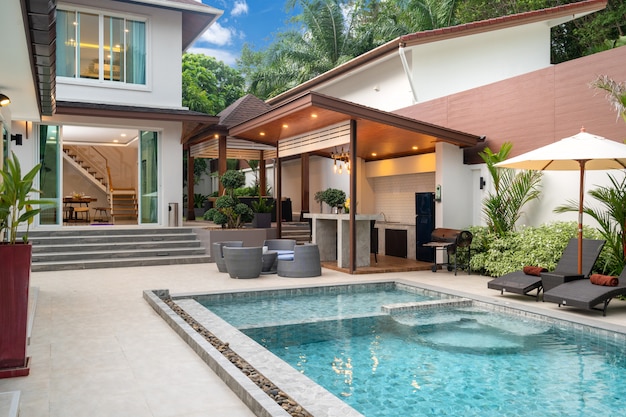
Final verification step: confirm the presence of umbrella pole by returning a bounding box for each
[577,161,586,275]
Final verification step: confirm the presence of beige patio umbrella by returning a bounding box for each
[495,128,626,274]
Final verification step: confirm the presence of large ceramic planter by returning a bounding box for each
[0,243,31,378]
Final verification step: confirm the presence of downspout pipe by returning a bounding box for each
[399,44,419,104]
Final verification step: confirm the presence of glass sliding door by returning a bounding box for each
[39,125,61,225]
[139,130,158,224]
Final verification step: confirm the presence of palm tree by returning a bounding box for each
[555,173,626,275]
[244,0,365,99]
[241,0,461,99]
[479,142,542,236]
[591,75,626,124]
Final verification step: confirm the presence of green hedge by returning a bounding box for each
[467,222,607,277]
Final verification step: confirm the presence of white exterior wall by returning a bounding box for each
[312,23,550,112]
[317,56,413,112]
[435,142,472,229]
[55,0,184,109]
[412,24,550,103]
[161,121,183,226]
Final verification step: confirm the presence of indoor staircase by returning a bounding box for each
[27,228,210,271]
[63,146,108,192]
[111,189,138,221]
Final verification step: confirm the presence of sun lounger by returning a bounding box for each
[487,238,605,300]
[543,268,626,316]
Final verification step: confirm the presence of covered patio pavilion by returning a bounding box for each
[188,91,482,273]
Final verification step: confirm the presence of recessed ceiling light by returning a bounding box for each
[412,146,418,150]
[282,124,288,128]
[113,139,119,143]
[371,152,377,157]
[121,133,127,137]
[214,134,219,139]
[311,113,318,118]
[260,132,266,136]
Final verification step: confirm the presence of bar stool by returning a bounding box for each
[93,207,110,223]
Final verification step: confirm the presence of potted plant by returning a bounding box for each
[314,188,346,213]
[204,170,253,228]
[193,193,208,218]
[251,196,274,228]
[0,152,50,377]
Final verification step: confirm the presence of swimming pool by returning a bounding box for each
[146,281,626,417]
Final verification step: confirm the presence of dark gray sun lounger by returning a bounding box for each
[543,268,626,316]
[487,238,605,300]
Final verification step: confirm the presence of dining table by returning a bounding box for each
[63,196,97,222]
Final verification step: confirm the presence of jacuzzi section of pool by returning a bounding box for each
[149,281,626,417]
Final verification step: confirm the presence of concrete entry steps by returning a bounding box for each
[26,227,210,271]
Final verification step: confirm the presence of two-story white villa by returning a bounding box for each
[4,0,625,273]
[2,0,222,227]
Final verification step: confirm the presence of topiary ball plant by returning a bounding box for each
[203,170,253,228]
[314,188,346,211]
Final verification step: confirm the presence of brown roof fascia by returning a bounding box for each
[400,0,607,46]
[231,91,482,147]
[55,101,219,124]
[111,0,223,50]
[267,0,607,106]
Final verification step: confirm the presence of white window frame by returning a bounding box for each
[56,3,150,90]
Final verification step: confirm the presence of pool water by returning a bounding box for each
[201,285,435,328]
[200,286,626,417]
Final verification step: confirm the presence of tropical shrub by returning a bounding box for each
[469,222,605,277]
[479,142,542,236]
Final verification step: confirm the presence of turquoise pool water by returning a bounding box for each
[201,283,435,328]
[199,284,626,417]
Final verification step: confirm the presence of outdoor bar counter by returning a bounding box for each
[304,213,380,268]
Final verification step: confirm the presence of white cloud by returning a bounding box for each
[232,1,249,17]
[187,46,239,66]
[200,22,233,46]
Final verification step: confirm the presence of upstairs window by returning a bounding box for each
[56,8,146,85]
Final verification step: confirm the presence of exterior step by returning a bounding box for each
[26,227,210,271]
[31,255,211,272]
[281,221,311,243]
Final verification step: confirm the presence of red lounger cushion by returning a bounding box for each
[590,273,619,287]
[523,266,547,276]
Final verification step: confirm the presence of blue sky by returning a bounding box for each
[188,0,298,66]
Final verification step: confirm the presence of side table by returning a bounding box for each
[261,250,278,274]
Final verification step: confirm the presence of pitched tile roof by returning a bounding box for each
[218,94,272,128]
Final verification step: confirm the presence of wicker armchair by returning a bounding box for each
[277,244,321,278]
[223,246,263,279]
[263,239,297,251]
[212,241,243,272]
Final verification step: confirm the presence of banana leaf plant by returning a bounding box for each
[0,152,52,244]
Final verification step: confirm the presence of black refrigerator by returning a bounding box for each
[415,192,435,262]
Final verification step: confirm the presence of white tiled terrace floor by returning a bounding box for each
[2,264,626,417]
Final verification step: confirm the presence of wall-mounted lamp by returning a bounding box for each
[479,176,486,190]
[0,94,11,107]
[11,134,23,146]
